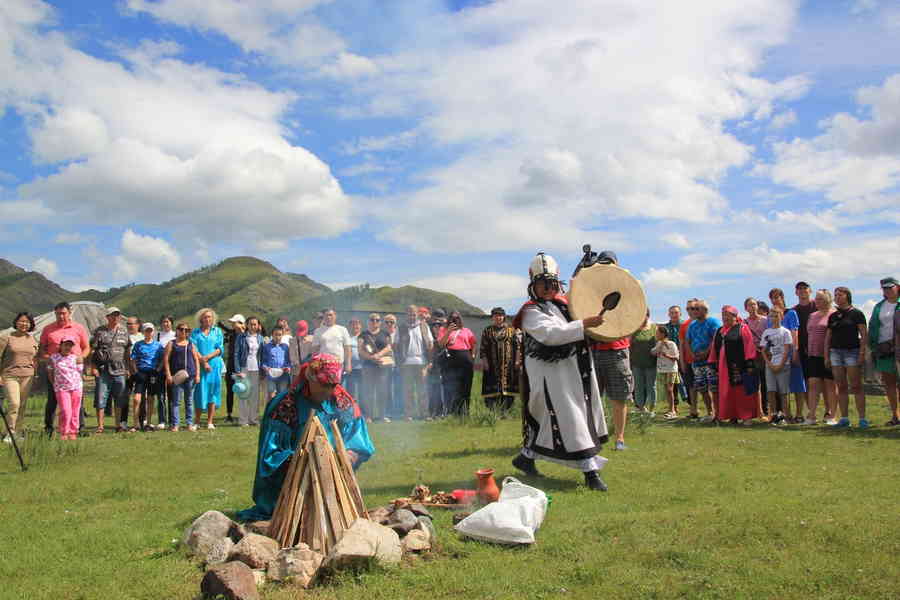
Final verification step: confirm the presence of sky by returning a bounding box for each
[1,0,899,318]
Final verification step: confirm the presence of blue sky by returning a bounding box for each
[1,0,899,318]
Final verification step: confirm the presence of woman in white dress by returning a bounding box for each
[512,253,610,491]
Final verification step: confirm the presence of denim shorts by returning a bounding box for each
[691,362,717,390]
[829,348,860,367]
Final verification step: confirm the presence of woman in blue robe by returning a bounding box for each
[237,353,374,522]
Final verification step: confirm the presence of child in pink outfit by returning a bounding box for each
[49,338,83,440]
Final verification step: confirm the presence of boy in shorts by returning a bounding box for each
[760,308,792,426]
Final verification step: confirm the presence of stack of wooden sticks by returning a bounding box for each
[268,411,369,554]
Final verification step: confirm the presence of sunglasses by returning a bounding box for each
[177,327,190,331]
[385,320,396,324]
[369,318,381,322]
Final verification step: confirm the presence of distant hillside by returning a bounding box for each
[0,269,72,325]
[281,284,485,323]
[73,257,332,325]
[0,256,482,328]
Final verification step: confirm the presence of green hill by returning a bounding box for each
[0,256,481,328]
[0,269,72,325]
[281,283,485,323]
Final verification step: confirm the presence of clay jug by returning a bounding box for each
[475,468,500,504]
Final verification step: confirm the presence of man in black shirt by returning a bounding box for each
[793,281,815,422]
[359,313,393,422]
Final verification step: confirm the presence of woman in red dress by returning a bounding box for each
[709,305,758,424]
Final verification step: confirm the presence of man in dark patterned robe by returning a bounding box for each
[479,307,522,414]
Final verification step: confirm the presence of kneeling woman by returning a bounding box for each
[512,253,610,491]
[237,353,374,522]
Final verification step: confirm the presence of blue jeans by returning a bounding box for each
[267,373,290,397]
[343,369,363,401]
[95,370,126,413]
[633,366,657,410]
[171,380,195,427]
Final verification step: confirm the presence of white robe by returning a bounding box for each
[521,302,609,472]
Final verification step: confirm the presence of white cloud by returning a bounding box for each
[2,0,353,243]
[661,233,691,249]
[114,229,181,281]
[123,0,356,72]
[340,130,418,156]
[347,0,807,252]
[409,272,530,312]
[31,257,58,279]
[766,74,900,212]
[641,268,693,290]
[0,199,52,222]
[769,109,797,130]
[254,239,289,252]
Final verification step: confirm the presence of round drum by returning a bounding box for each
[569,263,648,342]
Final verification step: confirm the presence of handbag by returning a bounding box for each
[171,342,190,385]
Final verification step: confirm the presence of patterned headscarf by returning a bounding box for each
[722,305,742,324]
[306,353,343,385]
[291,353,359,416]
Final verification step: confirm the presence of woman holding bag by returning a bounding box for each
[163,322,200,431]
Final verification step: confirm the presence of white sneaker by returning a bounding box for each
[207,423,216,430]
[188,424,197,432]
[803,418,817,426]
[824,418,838,425]
[700,415,714,423]
[156,423,167,430]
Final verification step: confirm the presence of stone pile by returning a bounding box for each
[185,504,436,599]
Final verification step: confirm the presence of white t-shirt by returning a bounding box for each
[760,326,792,366]
[878,301,897,343]
[156,330,176,348]
[403,322,434,366]
[246,335,260,372]
[313,324,352,365]
[653,340,678,373]
[129,333,143,346]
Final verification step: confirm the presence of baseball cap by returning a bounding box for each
[59,337,76,345]
[490,307,506,316]
[142,322,155,331]
[880,276,899,288]
[432,308,447,319]
[106,306,122,316]
[795,281,810,289]
[229,314,246,324]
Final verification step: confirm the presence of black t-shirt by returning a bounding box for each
[793,302,815,354]
[359,329,391,366]
[827,307,866,349]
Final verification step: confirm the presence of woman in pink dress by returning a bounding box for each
[709,306,758,424]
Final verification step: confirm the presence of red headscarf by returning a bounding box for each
[722,305,742,323]
[290,352,360,417]
[295,320,308,338]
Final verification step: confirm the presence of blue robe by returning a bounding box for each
[236,387,374,522]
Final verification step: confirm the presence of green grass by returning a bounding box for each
[2,375,899,600]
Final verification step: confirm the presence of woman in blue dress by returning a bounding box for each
[237,353,374,523]
[191,308,224,430]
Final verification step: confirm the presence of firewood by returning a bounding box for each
[330,419,369,518]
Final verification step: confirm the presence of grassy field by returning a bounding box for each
[2,375,899,600]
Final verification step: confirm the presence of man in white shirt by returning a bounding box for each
[312,309,352,374]
[397,305,434,420]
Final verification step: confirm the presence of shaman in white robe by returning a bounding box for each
[520,300,609,472]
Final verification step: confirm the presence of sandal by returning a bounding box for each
[94,427,104,435]
[127,427,138,433]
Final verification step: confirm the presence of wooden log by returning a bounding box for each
[312,435,348,542]
[330,450,357,527]
[330,419,369,518]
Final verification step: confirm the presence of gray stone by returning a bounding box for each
[388,508,418,536]
[408,503,432,518]
[324,517,402,569]
[267,543,324,588]
[205,537,235,568]
[184,511,243,559]
[229,533,280,569]
[200,561,259,600]
[416,516,437,543]
[402,529,431,553]
[367,505,393,525]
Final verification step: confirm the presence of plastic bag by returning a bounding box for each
[454,477,548,545]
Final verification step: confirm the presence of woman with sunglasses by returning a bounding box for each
[359,313,392,422]
[163,323,201,431]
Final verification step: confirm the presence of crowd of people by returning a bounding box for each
[0,301,523,441]
[1,275,898,446]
